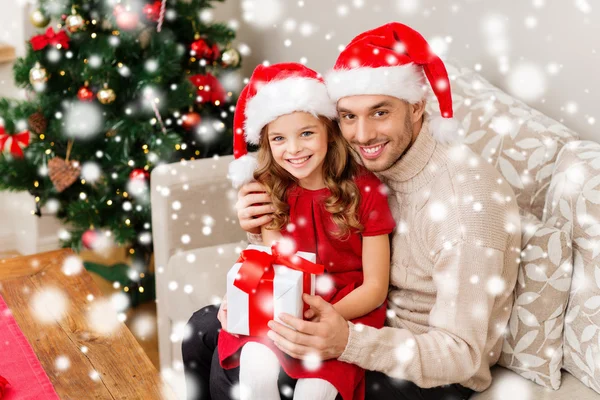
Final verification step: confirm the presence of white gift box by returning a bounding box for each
[227,244,317,336]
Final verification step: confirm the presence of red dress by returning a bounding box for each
[218,168,396,400]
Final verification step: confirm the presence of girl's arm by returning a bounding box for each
[331,234,390,321]
[261,225,283,246]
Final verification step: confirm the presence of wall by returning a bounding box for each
[212,0,599,142]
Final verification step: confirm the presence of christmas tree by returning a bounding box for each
[0,0,242,304]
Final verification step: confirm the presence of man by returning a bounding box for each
[183,22,520,400]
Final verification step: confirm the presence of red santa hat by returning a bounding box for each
[325,22,459,143]
[228,62,337,188]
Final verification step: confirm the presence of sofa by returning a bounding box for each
[151,62,600,399]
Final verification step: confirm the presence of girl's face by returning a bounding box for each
[266,112,329,190]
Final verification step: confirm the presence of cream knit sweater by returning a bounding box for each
[337,119,521,392]
[248,118,521,392]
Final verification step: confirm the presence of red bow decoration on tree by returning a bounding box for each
[0,127,30,158]
[143,1,162,22]
[189,73,227,105]
[0,374,9,398]
[31,27,70,51]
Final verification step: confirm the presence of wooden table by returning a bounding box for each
[0,249,174,400]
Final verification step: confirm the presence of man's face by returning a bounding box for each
[337,95,416,172]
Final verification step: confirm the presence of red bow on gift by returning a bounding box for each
[31,27,70,51]
[0,127,30,158]
[234,244,325,294]
[0,374,9,398]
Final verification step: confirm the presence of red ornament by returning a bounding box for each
[182,112,202,130]
[77,86,94,102]
[129,168,150,181]
[113,5,139,30]
[0,127,30,158]
[189,73,227,105]
[143,1,162,22]
[190,39,220,61]
[82,229,98,249]
[30,27,70,51]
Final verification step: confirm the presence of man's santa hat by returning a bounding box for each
[228,63,337,188]
[325,22,459,143]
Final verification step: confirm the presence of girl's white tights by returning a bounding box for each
[239,342,338,400]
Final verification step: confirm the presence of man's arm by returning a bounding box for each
[269,241,510,388]
[338,241,506,387]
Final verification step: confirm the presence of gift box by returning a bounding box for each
[227,244,324,336]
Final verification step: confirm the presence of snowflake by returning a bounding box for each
[395,338,415,363]
[395,0,420,15]
[507,62,547,101]
[428,201,447,222]
[110,292,130,312]
[31,287,68,324]
[302,352,322,371]
[486,276,506,296]
[87,299,120,336]
[131,312,156,339]
[61,255,84,276]
[55,355,70,371]
[242,0,284,28]
[64,102,103,140]
[316,275,334,295]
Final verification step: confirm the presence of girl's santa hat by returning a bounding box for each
[325,22,459,143]
[228,63,337,188]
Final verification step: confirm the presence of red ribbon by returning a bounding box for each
[31,27,70,51]
[234,245,324,336]
[0,374,8,398]
[0,127,30,158]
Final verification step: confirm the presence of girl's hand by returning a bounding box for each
[217,294,228,329]
[217,294,239,337]
[236,182,275,234]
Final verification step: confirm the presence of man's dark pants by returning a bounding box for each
[182,305,474,400]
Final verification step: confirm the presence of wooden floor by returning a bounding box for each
[0,248,161,370]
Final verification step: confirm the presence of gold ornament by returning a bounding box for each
[30,8,50,28]
[29,62,48,85]
[221,48,240,67]
[66,12,85,33]
[97,84,116,104]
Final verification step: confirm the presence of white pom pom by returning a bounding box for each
[228,155,258,188]
[430,116,460,144]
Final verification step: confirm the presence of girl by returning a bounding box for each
[219,63,395,400]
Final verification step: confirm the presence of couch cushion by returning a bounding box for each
[427,61,578,220]
[165,242,246,325]
[543,141,600,394]
[472,366,598,399]
[498,213,572,389]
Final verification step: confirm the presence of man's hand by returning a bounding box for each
[236,181,274,234]
[266,294,349,360]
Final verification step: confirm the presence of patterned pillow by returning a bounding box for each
[498,212,573,389]
[426,61,578,220]
[543,141,600,394]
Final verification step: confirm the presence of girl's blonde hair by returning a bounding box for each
[253,115,363,239]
